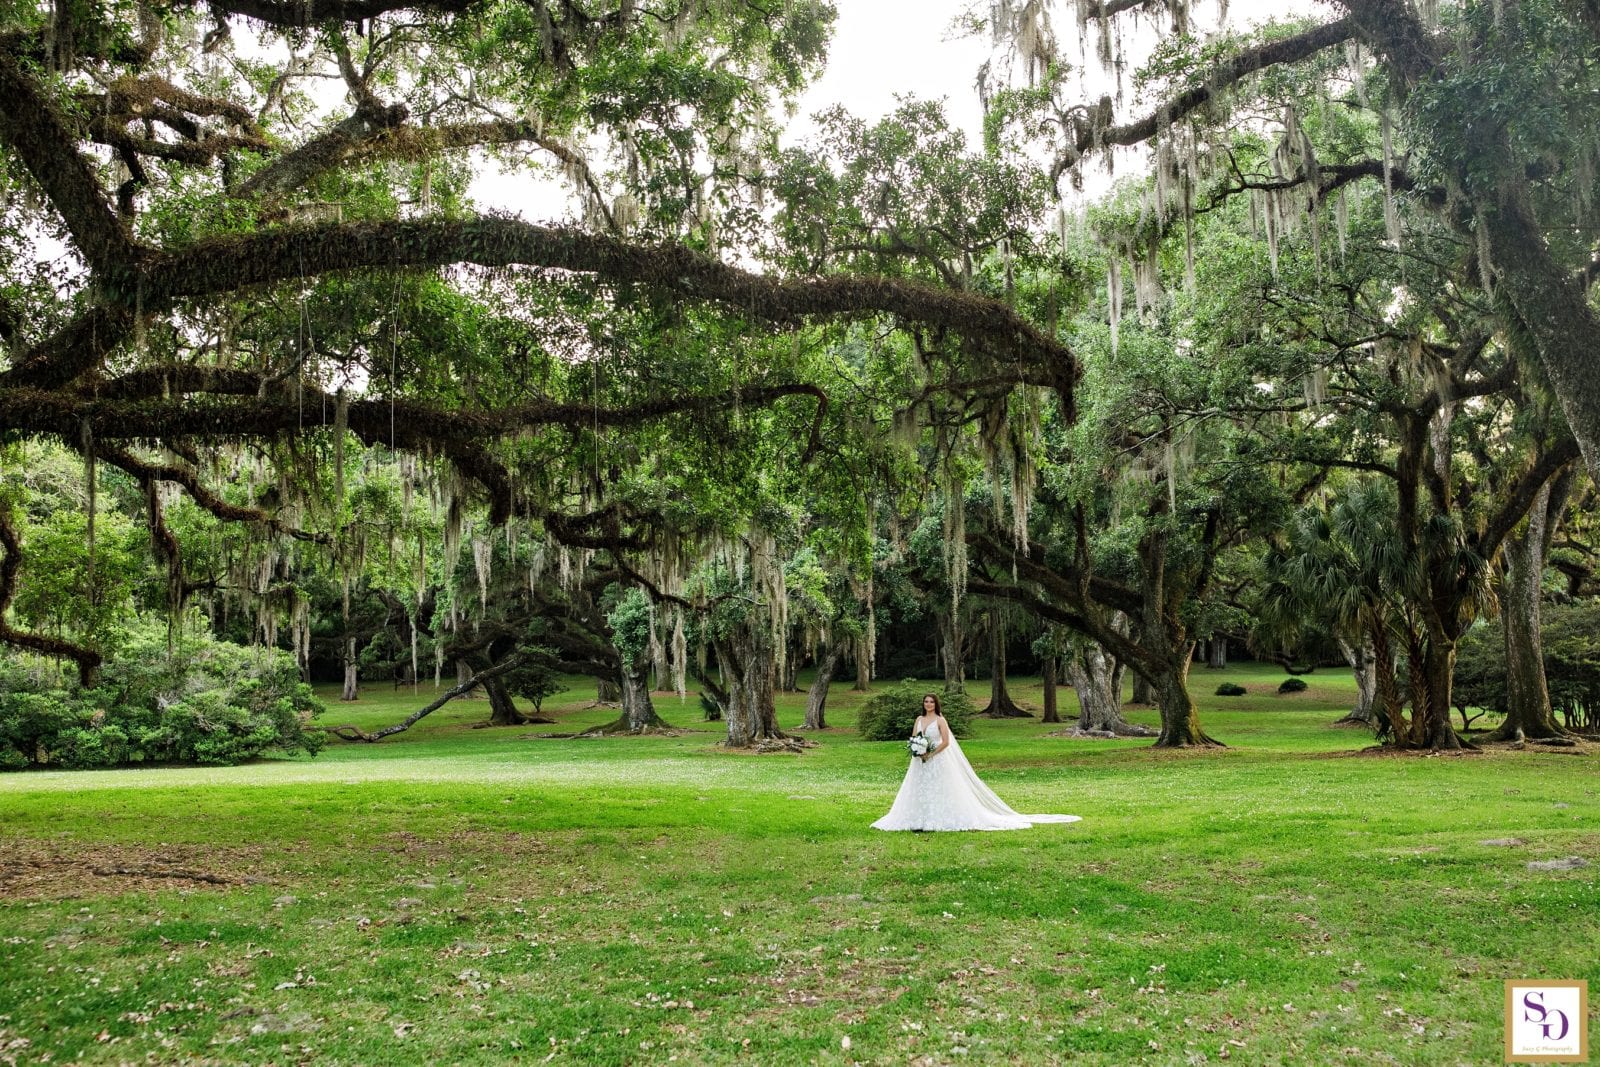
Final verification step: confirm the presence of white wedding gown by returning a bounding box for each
[872,719,1082,832]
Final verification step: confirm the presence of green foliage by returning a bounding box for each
[1456,601,1600,726]
[606,587,654,666]
[1276,678,1308,694]
[1453,620,1507,714]
[1215,683,1247,697]
[6,466,143,652]
[0,618,323,770]
[856,680,974,742]
[772,99,1048,282]
[1542,601,1600,728]
[504,647,567,715]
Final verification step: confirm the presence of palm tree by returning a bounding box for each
[1258,483,1426,747]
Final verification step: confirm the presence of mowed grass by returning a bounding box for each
[1,663,1596,1066]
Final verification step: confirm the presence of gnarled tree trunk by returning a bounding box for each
[614,659,667,733]
[1068,642,1155,737]
[1369,619,1410,744]
[781,635,803,692]
[595,629,670,734]
[1206,637,1227,669]
[341,636,359,702]
[1333,636,1378,727]
[982,622,1030,717]
[1148,653,1223,747]
[852,632,872,692]
[1416,634,1468,751]
[937,611,966,694]
[1131,673,1154,706]
[1040,652,1060,724]
[484,672,521,726]
[650,614,670,697]
[802,644,841,730]
[716,628,786,746]
[1488,478,1573,741]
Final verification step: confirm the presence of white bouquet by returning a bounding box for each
[907,733,931,758]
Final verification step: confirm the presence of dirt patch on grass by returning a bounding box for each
[0,840,273,900]
[379,828,552,862]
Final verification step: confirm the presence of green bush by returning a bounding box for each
[1277,678,1309,694]
[1215,683,1247,697]
[857,680,975,741]
[0,617,324,770]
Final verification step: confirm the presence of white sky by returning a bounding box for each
[788,0,1316,139]
[783,0,990,146]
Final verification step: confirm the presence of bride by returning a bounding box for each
[872,693,1082,832]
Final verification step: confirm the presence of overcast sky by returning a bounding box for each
[783,0,990,145]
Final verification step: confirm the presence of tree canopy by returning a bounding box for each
[3,0,1598,756]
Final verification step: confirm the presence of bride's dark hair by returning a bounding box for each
[922,692,943,715]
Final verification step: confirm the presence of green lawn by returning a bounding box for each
[1,663,1596,1065]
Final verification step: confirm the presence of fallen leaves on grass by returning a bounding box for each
[0,841,269,899]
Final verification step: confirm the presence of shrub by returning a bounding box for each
[0,617,323,770]
[503,647,567,716]
[1277,678,1309,694]
[857,680,975,741]
[1214,683,1247,697]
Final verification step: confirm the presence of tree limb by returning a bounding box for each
[0,48,141,275]
[1052,17,1359,184]
[143,219,1076,383]
[202,0,476,27]
[319,650,527,741]
[98,446,332,544]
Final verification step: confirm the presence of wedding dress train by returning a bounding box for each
[872,720,1081,831]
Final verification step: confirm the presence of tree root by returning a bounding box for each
[978,695,1034,718]
[752,736,817,753]
[1055,722,1159,739]
[1150,731,1227,748]
[720,735,817,753]
[579,716,680,737]
[470,715,556,729]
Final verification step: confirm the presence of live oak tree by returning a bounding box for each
[967,317,1292,749]
[1214,153,1581,750]
[976,1,1585,752]
[0,0,1080,684]
[979,0,1600,484]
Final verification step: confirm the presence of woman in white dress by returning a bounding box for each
[872,693,1082,832]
